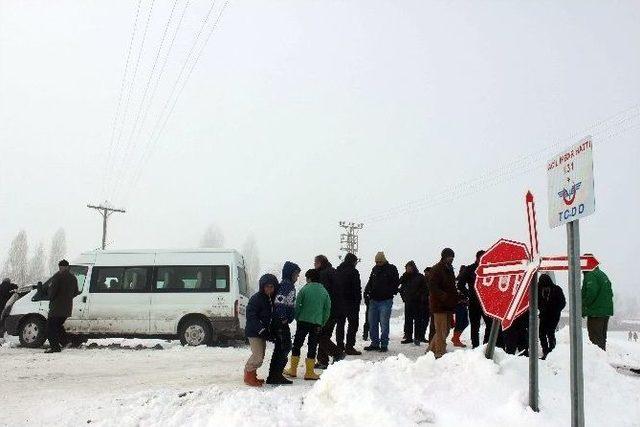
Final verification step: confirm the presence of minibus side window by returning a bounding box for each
[89,267,150,293]
[154,266,229,292]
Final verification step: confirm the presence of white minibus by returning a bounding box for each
[5,249,249,347]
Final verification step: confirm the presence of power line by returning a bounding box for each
[102,0,143,198]
[362,105,640,223]
[364,112,640,224]
[121,1,230,203]
[106,0,157,200]
[115,0,181,195]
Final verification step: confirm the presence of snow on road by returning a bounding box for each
[1,318,639,427]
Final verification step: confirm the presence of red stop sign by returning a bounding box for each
[475,239,533,330]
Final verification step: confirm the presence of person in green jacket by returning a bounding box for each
[582,260,614,351]
[284,269,331,380]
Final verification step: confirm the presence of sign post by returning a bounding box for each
[547,137,595,427]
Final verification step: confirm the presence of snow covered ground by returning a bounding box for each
[1,314,639,427]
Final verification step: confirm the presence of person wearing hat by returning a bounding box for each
[582,259,614,351]
[426,248,458,359]
[45,260,78,353]
[363,252,399,352]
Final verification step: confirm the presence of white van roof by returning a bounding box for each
[73,248,242,266]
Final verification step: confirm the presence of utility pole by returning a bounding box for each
[87,202,126,250]
[338,221,364,259]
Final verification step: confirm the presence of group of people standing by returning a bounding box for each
[242,248,615,386]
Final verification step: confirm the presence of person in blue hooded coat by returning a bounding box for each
[267,261,301,385]
[243,274,278,387]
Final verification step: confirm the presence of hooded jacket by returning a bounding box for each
[582,267,614,317]
[364,261,400,302]
[538,274,566,322]
[273,261,300,324]
[335,253,362,313]
[245,274,277,338]
[399,261,427,307]
[427,260,458,313]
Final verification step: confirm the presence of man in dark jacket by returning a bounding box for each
[461,250,493,348]
[538,273,566,358]
[334,253,362,355]
[267,261,300,385]
[426,248,458,359]
[363,252,399,352]
[0,278,18,336]
[244,274,277,387]
[399,261,427,345]
[45,260,78,353]
[315,255,346,368]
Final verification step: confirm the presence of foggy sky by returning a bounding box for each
[1,1,639,298]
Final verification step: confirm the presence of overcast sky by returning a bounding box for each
[1,1,639,298]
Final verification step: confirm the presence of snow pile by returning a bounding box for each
[86,330,639,427]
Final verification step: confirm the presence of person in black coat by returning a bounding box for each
[399,261,427,345]
[363,252,399,352]
[461,250,493,348]
[0,278,18,336]
[45,260,78,353]
[334,253,362,355]
[244,274,277,387]
[538,273,566,358]
[315,255,346,368]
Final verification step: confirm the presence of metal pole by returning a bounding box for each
[485,318,501,360]
[101,210,108,250]
[567,220,584,427]
[528,272,539,412]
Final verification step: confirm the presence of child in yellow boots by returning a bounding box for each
[284,269,331,380]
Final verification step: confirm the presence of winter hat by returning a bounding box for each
[441,248,455,259]
[58,259,70,267]
[375,252,387,263]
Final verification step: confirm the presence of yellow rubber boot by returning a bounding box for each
[284,356,299,378]
[304,358,321,380]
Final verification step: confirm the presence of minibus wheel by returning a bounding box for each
[179,317,212,346]
[18,316,47,348]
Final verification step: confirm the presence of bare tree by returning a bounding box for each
[200,223,225,248]
[48,228,67,275]
[28,242,47,284]
[242,234,260,292]
[2,230,29,285]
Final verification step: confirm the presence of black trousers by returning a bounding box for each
[587,317,609,351]
[469,299,492,348]
[268,322,292,377]
[336,309,359,349]
[539,314,560,356]
[292,321,320,359]
[403,303,426,341]
[46,316,68,351]
[317,317,342,365]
